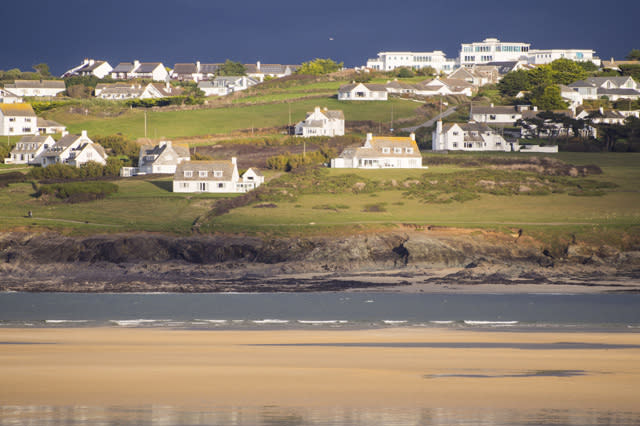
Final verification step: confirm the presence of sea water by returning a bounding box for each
[2,292,640,425]
[1,292,639,331]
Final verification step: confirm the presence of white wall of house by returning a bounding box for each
[527,49,598,65]
[294,106,345,137]
[0,113,37,136]
[432,121,512,151]
[69,144,107,167]
[365,51,456,73]
[338,84,388,101]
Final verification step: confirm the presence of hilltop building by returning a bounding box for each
[0,103,37,136]
[366,51,456,74]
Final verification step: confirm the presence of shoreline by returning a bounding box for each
[2,327,640,411]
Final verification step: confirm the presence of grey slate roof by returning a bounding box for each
[7,80,65,89]
[485,61,520,75]
[598,88,640,96]
[175,160,235,181]
[200,63,221,74]
[173,63,198,74]
[10,135,52,154]
[135,63,162,73]
[338,83,387,93]
[472,105,518,115]
[113,62,136,73]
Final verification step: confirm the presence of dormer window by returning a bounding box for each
[199,170,208,177]
[382,147,390,154]
[405,148,413,154]
[184,171,193,177]
[214,170,223,177]
[393,147,402,154]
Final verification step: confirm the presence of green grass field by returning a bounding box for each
[48,97,421,140]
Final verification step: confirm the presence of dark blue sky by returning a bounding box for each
[2,0,639,75]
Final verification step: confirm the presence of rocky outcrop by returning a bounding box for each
[0,230,638,292]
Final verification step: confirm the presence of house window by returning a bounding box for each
[452,131,459,136]
[489,115,496,120]
[355,91,365,98]
[199,170,208,177]
[23,128,31,133]
[9,118,15,122]
[184,171,193,177]
[182,182,189,189]
[405,148,413,154]
[199,182,207,191]
[25,118,31,122]
[393,147,402,154]
[214,170,223,177]
[452,142,458,148]
[382,147,390,154]
[218,183,224,188]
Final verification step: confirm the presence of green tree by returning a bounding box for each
[394,67,414,78]
[549,58,587,84]
[217,60,246,76]
[529,85,567,110]
[625,49,640,61]
[296,58,343,75]
[497,69,531,96]
[33,63,51,77]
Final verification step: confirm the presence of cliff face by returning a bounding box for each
[0,231,638,292]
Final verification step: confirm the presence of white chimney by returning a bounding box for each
[599,106,604,114]
[490,103,494,108]
[366,133,373,142]
[231,157,237,165]
[62,130,69,137]
[81,130,87,138]
[256,61,261,71]
[133,60,140,69]
[196,60,201,71]
[533,106,538,111]
[410,132,415,141]
[314,106,321,114]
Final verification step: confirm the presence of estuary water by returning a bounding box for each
[1,292,640,330]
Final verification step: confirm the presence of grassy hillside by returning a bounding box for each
[1,154,638,254]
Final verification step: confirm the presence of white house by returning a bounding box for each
[385,80,417,95]
[245,62,300,82]
[527,49,599,66]
[173,158,262,193]
[3,80,66,97]
[365,51,456,74]
[0,103,38,136]
[448,66,499,86]
[331,133,422,169]
[197,76,258,96]
[432,120,512,151]
[294,106,344,137]
[39,130,107,167]
[95,82,183,100]
[37,118,66,135]
[414,78,475,97]
[470,104,539,125]
[338,83,388,101]
[4,135,55,165]
[62,59,113,79]
[112,61,169,81]
[138,141,190,174]
[0,87,22,104]
[568,77,640,101]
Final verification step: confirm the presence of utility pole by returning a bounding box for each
[144,110,147,138]
[390,104,394,133]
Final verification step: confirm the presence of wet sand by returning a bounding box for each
[1,327,640,411]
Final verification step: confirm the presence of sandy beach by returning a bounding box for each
[2,327,640,414]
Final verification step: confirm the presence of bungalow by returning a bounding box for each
[338,83,388,101]
[197,76,258,96]
[331,133,422,169]
[432,120,512,151]
[39,130,107,167]
[4,135,55,164]
[0,103,37,136]
[576,107,627,125]
[110,61,138,80]
[385,80,417,95]
[95,83,183,100]
[129,62,169,82]
[0,87,22,104]
[138,141,190,174]
[245,61,300,82]
[448,66,499,86]
[414,78,475,97]
[37,118,66,135]
[173,158,262,193]
[3,80,66,97]
[62,59,112,79]
[294,106,345,137]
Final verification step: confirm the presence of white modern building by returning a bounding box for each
[366,51,456,74]
[331,133,422,169]
[294,106,344,137]
[527,49,599,65]
[459,38,531,67]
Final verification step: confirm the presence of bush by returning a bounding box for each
[37,181,119,203]
[0,172,27,188]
